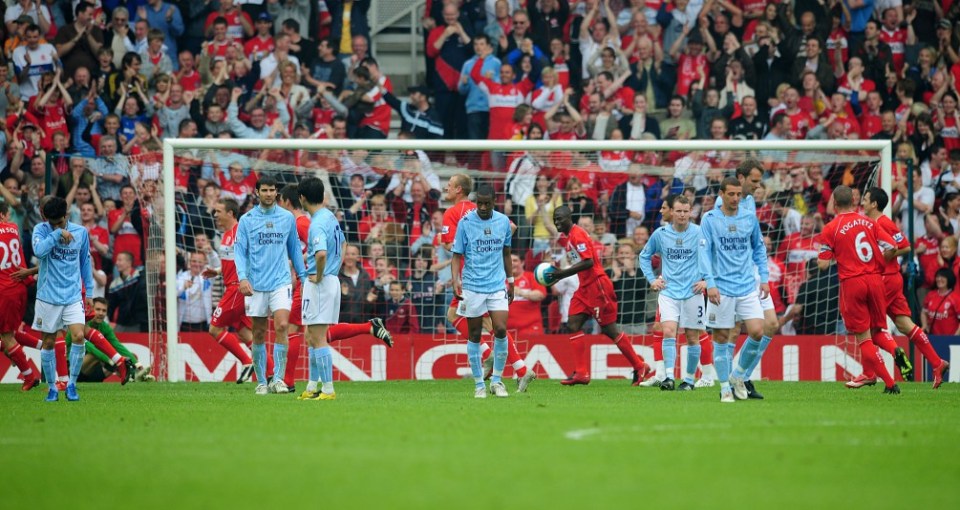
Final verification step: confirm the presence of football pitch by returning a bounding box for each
[3,381,959,509]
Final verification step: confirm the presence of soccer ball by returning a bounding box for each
[534,263,557,287]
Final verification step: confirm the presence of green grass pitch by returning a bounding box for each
[3,381,959,509]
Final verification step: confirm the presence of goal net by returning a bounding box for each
[132,139,893,382]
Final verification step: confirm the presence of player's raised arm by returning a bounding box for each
[287,218,308,281]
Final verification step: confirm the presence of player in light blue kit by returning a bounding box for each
[715,159,777,399]
[234,176,309,395]
[639,196,713,391]
[32,197,95,402]
[701,177,769,403]
[451,185,514,399]
[297,177,346,401]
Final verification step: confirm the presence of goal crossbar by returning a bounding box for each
[161,138,892,381]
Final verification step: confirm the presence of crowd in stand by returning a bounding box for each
[3,0,960,337]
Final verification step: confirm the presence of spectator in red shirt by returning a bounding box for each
[381,281,419,334]
[80,201,110,271]
[358,194,397,243]
[922,268,960,335]
[507,253,546,333]
[108,184,145,266]
[215,162,258,203]
[204,0,253,42]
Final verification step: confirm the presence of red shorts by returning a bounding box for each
[211,285,252,330]
[882,272,911,319]
[838,274,887,334]
[569,276,618,326]
[289,282,303,327]
[0,286,26,332]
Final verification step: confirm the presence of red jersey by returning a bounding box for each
[923,290,960,335]
[244,36,274,62]
[177,69,201,92]
[836,75,875,103]
[559,225,606,288]
[916,235,941,287]
[296,214,310,254]
[28,96,69,151]
[859,111,883,139]
[219,223,239,285]
[107,208,143,266]
[205,39,231,60]
[938,114,960,151]
[0,222,27,292]
[441,200,476,246]
[219,171,258,202]
[205,10,253,42]
[471,57,533,140]
[879,26,907,73]
[676,53,708,98]
[818,212,896,281]
[358,82,392,136]
[777,233,821,304]
[552,56,570,88]
[826,27,848,71]
[873,214,909,276]
[87,224,109,271]
[786,109,816,139]
[507,271,545,331]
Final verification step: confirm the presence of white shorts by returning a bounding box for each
[244,285,293,318]
[758,288,775,311]
[303,275,341,325]
[706,290,765,329]
[33,300,86,334]
[658,294,706,331]
[458,288,509,318]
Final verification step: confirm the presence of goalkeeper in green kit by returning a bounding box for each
[66,298,154,383]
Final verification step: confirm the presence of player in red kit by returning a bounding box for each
[204,197,259,383]
[0,202,40,391]
[817,186,900,395]
[858,188,949,389]
[441,173,536,392]
[545,206,650,385]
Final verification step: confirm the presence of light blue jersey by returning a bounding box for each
[307,208,345,276]
[452,210,511,294]
[32,222,94,305]
[701,206,769,297]
[639,224,712,301]
[235,204,308,291]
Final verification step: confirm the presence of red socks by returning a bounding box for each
[4,344,32,374]
[506,331,527,377]
[859,339,895,388]
[614,333,645,371]
[215,330,253,364]
[327,322,372,342]
[699,333,713,365]
[872,330,897,355]
[908,326,943,367]
[651,329,663,361]
[15,323,42,349]
[54,340,67,379]
[284,332,303,387]
[86,329,119,362]
[570,333,588,376]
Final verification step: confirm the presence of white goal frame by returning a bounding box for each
[162,138,892,381]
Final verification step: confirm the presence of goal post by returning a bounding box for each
[159,138,892,382]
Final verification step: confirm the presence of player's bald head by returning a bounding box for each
[833,185,854,208]
[452,173,473,196]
